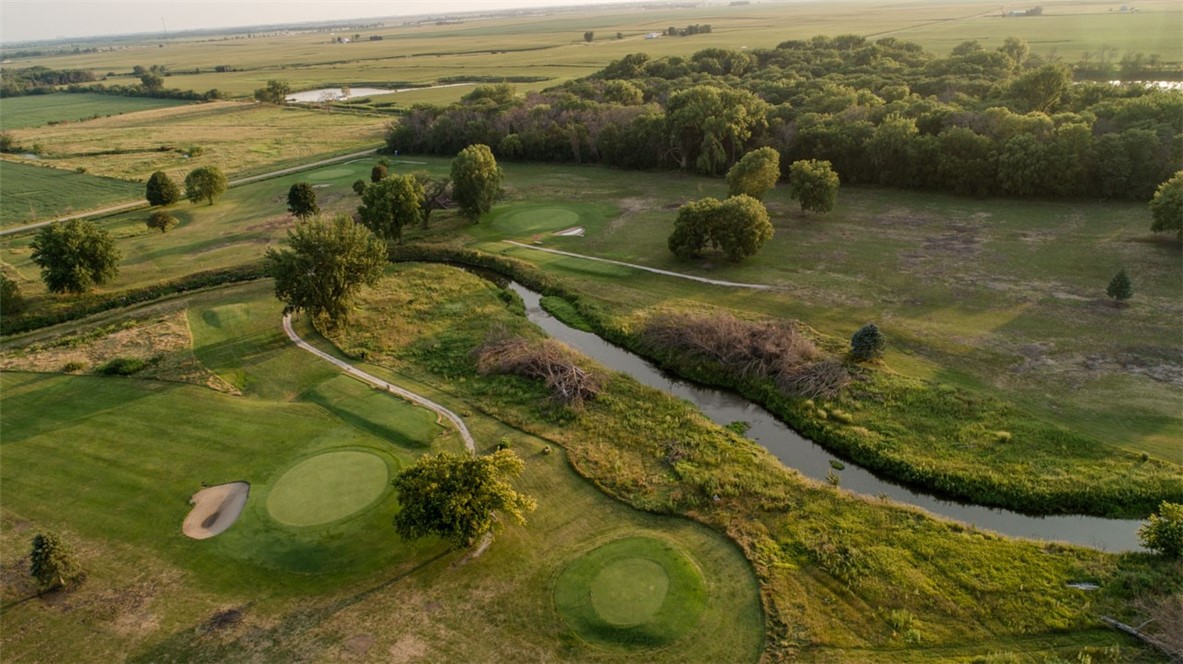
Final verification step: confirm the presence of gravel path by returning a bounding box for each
[503,241,772,290]
[1,147,381,237]
[283,314,475,453]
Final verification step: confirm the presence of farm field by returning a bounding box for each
[0,280,764,662]
[0,160,142,227]
[5,0,1180,103]
[0,101,386,181]
[0,93,192,130]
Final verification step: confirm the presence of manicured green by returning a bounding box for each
[0,160,141,227]
[265,450,393,527]
[554,536,706,648]
[0,93,189,130]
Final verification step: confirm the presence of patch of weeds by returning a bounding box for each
[829,459,845,471]
[96,357,149,376]
[725,420,751,435]
[61,361,86,373]
[995,431,1013,444]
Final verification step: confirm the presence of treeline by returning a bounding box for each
[0,66,96,96]
[387,35,1183,200]
[1,66,221,100]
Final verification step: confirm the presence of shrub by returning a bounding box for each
[1139,501,1183,558]
[30,532,83,592]
[146,210,178,233]
[850,323,886,361]
[1,273,25,315]
[62,361,85,372]
[97,357,147,376]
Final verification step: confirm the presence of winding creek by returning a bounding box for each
[507,282,1145,552]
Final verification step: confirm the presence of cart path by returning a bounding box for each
[1,147,381,237]
[283,313,475,453]
[503,241,773,289]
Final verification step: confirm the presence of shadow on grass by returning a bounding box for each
[126,549,451,663]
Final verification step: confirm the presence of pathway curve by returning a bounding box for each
[503,241,772,290]
[282,314,475,453]
[1,147,381,237]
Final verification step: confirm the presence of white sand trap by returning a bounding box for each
[554,226,585,237]
[183,482,250,540]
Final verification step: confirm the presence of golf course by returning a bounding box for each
[2,0,1181,661]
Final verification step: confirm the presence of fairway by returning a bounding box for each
[0,160,141,226]
[265,449,393,527]
[554,536,706,648]
[0,93,191,130]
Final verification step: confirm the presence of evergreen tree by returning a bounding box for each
[1106,269,1132,305]
[30,532,83,592]
[851,323,886,361]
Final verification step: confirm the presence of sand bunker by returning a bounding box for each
[183,482,250,540]
[554,226,585,237]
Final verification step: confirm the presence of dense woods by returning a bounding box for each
[388,35,1183,200]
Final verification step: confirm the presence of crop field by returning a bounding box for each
[6,0,1180,104]
[0,93,192,130]
[0,281,763,662]
[0,101,386,181]
[0,160,142,227]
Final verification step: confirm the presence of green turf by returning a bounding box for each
[0,93,191,130]
[554,536,706,648]
[265,449,393,527]
[0,160,141,226]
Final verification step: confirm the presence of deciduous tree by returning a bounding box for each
[357,174,424,241]
[146,210,178,233]
[787,159,840,215]
[392,449,536,548]
[253,79,290,104]
[286,182,320,220]
[450,144,503,223]
[145,171,180,206]
[726,147,780,199]
[668,195,772,261]
[264,214,386,326]
[1139,501,1183,558]
[30,532,83,592]
[184,166,227,205]
[30,219,120,294]
[0,273,25,315]
[1149,171,1183,239]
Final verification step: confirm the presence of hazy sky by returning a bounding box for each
[0,0,646,43]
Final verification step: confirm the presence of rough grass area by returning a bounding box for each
[1,281,763,662]
[329,262,1182,661]
[0,302,237,393]
[0,160,142,227]
[0,93,192,130]
[554,536,706,649]
[2,101,385,181]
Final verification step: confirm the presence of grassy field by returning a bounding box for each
[0,101,386,181]
[0,93,192,130]
[325,262,1181,660]
[0,280,765,662]
[7,0,1180,104]
[0,160,143,227]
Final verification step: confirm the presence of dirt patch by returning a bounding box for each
[388,634,428,663]
[342,634,375,658]
[0,306,239,394]
[183,482,250,539]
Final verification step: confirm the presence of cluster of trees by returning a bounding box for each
[664,24,712,37]
[0,66,95,96]
[1,65,219,100]
[668,194,773,261]
[387,35,1181,202]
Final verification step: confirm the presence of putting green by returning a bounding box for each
[266,450,391,527]
[554,536,706,648]
[305,167,354,181]
[499,206,580,234]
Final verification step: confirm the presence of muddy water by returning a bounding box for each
[508,282,1144,552]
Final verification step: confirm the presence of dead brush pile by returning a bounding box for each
[475,335,605,409]
[640,312,850,398]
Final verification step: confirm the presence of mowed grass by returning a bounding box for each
[264,449,393,527]
[0,93,192,130]
[0,280,764,662]
[457,161,1183,463]
[1,101,386,181]
[0,160,142,226]
[10,0,1179,103]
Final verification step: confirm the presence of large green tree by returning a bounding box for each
[264,214,386,325]
[787,159,840,215]
[145,171,180,206]
[668,195,772,261]
[30,219,121,294]
[184,166,228,205]
[357,174,425,241]
[30,532,83,592]
[0,273,25,315]
[1149,171,1183,239]
[1139,501,1183,558]
[726,147,780,199]
[253,79,291,104]
[450,144,503,223]
[392,449,536,548]
[286,182,320,220]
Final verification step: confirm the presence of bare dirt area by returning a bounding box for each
[183,482,250,540]
[0,305,239,394]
